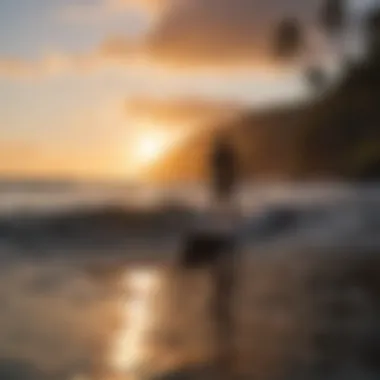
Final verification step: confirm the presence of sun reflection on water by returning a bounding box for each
[109,267,163,378]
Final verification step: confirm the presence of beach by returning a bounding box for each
[0,182,379,380]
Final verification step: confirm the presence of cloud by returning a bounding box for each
[0,44,136,79]
[0,0,336,80]
[108,0,165,10]
[142,0,324,68]
[102,0,331,70]
[0,59,35,78]
[58,0,165,23]
[125,96,241,128]
[98,36,137,57]
[58,2,112,23]
[0,55,85,79]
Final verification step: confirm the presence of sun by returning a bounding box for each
[135,131,169,165]
[124,122,190,179]
[131,126,186,169]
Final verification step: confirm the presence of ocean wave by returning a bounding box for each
[0,204,196,255]
[0,194,380,256]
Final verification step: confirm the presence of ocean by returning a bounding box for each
[0,180,380,380]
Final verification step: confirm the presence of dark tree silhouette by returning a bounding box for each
[273,18,304,60]
[320,0,346,36]
[273,18,328,93]
[366,9,380,59]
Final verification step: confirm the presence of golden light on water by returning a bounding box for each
[109,268,163,377]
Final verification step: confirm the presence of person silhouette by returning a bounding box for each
[176,130,239,379]
[210,131,238,207]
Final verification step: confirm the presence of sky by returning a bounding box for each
[0,0,376,180]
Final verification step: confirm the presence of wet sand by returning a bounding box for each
[0,190,380,379]
[0,245,379,380]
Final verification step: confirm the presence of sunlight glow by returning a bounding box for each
[110,268,162,376]
[135,131,171,165]
[125,121,191,179]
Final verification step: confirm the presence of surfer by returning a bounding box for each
[210,131,238,207]
[175,130,240,378]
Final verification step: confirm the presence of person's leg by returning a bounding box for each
[210,246,237,379]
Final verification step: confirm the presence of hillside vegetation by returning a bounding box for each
[150,4,380,183]
[151,48,380,183]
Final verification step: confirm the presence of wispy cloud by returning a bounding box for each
[142,0,326,68]
[58,0,163,23]
[0,41,137,80]
[125,96,241,128]
[58,1,106,23]
[0,54,96,79]
[1,0,341,80]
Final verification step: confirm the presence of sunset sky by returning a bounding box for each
[0,0,374,180]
